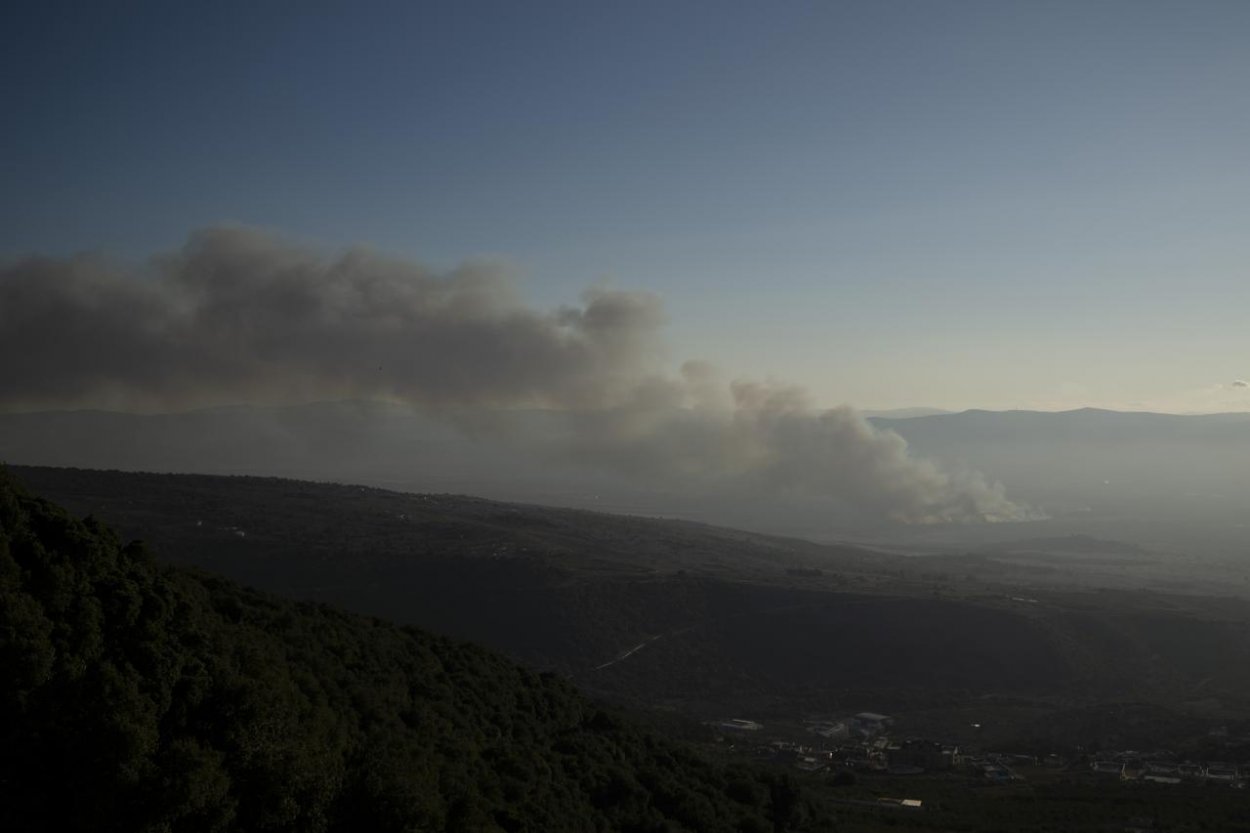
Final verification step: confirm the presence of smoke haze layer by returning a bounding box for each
[0,227,1036,524]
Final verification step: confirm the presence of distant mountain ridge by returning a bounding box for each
[855,407,952,419]
[866,406,1250,560]
[872,406,1250,430]
[7,402,1250,540]
[7,402,1250,565]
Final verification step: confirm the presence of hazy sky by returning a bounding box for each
[4,1,1250,412]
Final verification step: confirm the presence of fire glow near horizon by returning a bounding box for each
[0,227,1038,524]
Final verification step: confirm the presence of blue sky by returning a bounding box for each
[5,0,1250,412]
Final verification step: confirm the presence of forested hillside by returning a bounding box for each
[0,471,825,832]
[14,465,1250,745]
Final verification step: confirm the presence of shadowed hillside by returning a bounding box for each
[12,465,1250,736]
[0,470,825,832]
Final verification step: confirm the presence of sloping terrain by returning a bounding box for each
[12,465,1250,731]
[0,471,822,832]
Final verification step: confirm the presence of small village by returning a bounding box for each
[713,712,1249,794]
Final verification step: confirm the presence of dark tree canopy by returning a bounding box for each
[0,470,816,833]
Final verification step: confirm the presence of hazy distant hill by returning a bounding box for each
[870,408,1250,559]
[0,403,862,537]
[0,402,512,488]
[872,407,1250,443]
[979,534,1148,557]
[12,404,1250,551]
[856,407,952,419]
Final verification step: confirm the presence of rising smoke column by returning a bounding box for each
[0,226,1035,523]
[559,376,1036,523]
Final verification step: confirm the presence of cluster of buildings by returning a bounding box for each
[959,752,1033,783]
[1089,753,1245,787]
[717,713,1248,790]
[719,712,970,776]
[744,733,965,776]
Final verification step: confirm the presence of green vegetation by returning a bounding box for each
[0,470,827,832]
[5,467,1250,832]
[15,466,1250,742]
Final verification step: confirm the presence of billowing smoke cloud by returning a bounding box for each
[0,227,665,412]
[1233,380,1248,388]
[0,227,1036,524]
[561,377,1034,523]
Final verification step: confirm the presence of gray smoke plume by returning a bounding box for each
[0,227,665,412]
[0,226,1036,524]
[559,377,1036,523]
